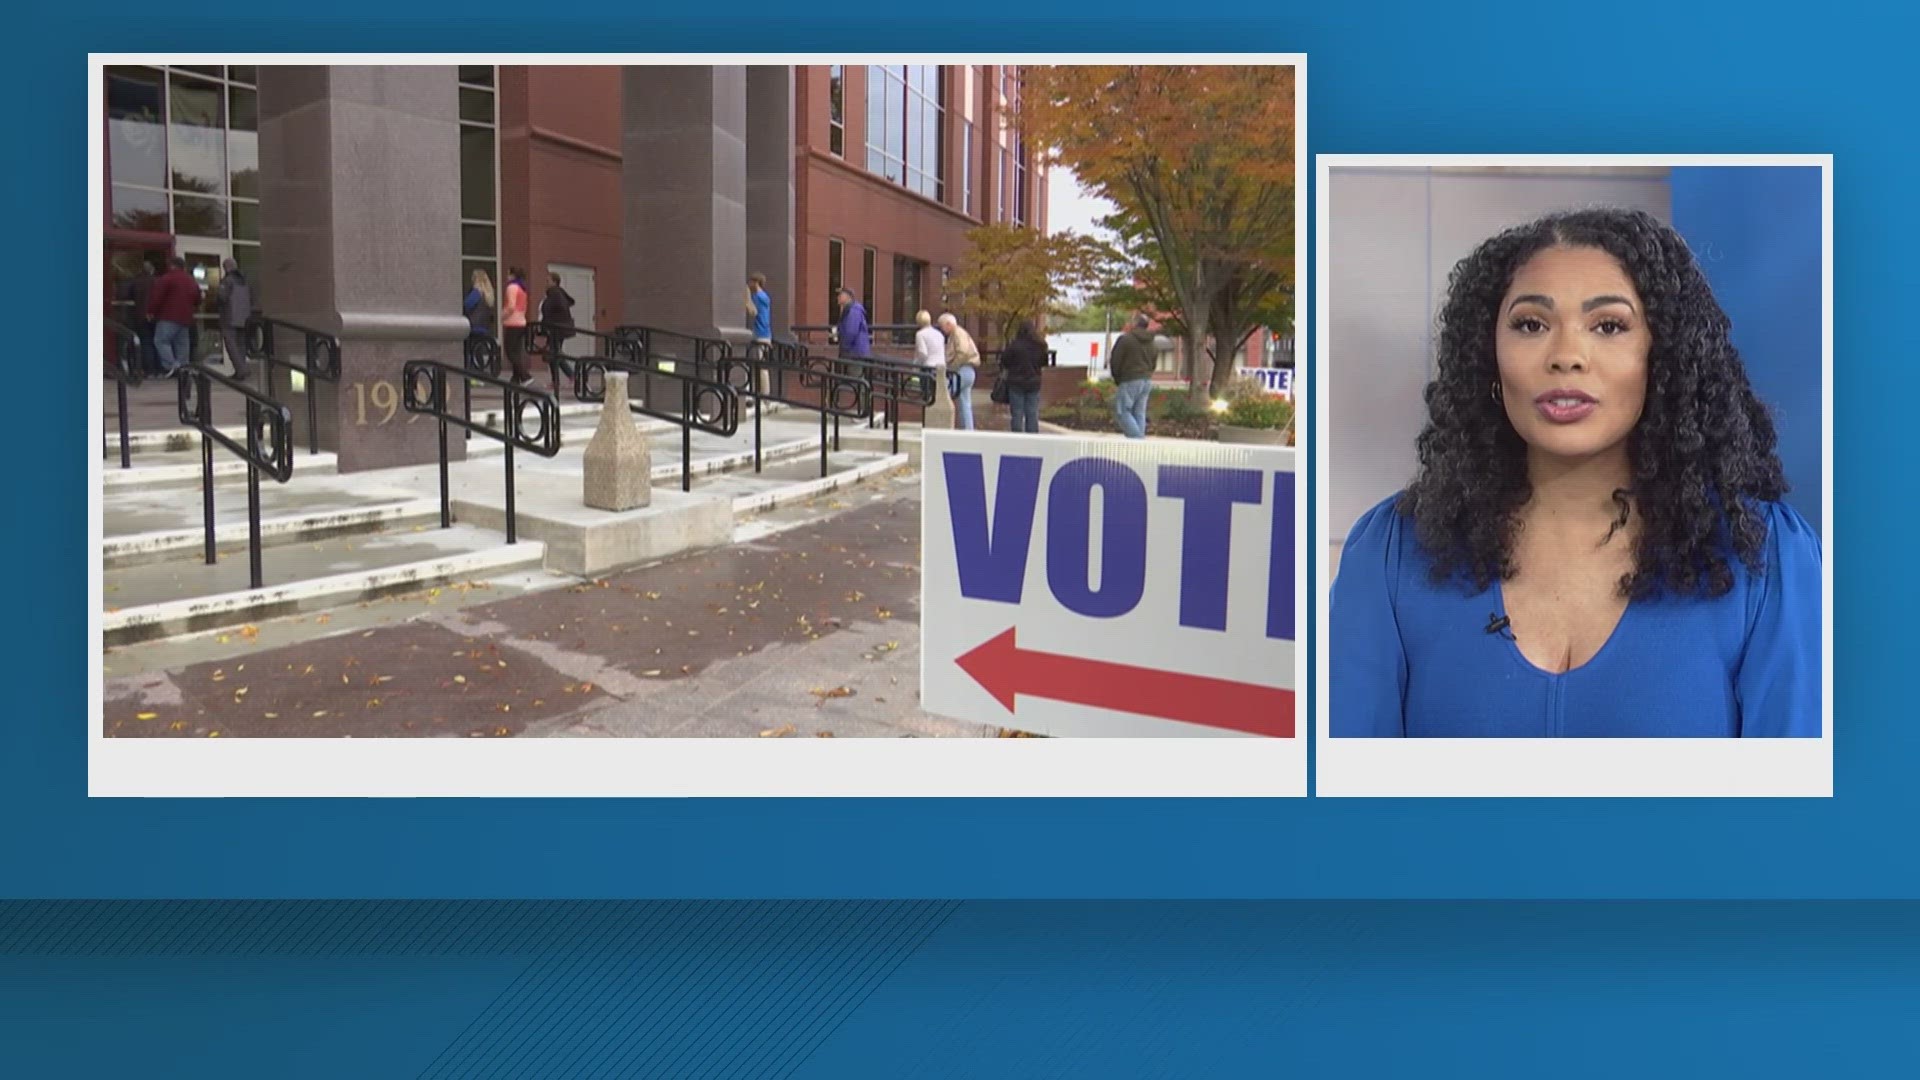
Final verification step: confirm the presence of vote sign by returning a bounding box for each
[921,432,1299,738]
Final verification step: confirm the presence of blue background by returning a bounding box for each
[1671,165,1825,533]
[20,11,1914,885]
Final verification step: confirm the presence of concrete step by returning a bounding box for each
[102,447,340,489]
[104,499,444,569]
[103,524,547,646]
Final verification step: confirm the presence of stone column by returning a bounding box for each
[583,372,651,511]
[745,67,795,341]
[621,66,749,344]
[257,66,469,472]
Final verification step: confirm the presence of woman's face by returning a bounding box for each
[1494,245,1650,463]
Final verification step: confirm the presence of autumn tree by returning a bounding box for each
[947,222,1114,349]
[1021,65,1296,397]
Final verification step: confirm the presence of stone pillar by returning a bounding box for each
[583,372,652,511]
[924,366,956,430]
[745,67,795,341]
[257,66,469,472]
[621,66,748,344]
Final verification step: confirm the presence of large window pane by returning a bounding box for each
[460,125,495,222]
[459,86,494,124]
[865,66,885,150]
[173,194,227,239]
[106,66,167,190]
[229,65,256,85]
[458,66,494,87]
[110,185,168,233]
[233,243,261,292]
[883,73,903,160]
[168,72,225,197]
[231,199,259,241]
[462,223,497,259]
[178,65,222,79]
[827,238,843,319]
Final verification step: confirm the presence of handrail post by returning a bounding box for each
[246,410,264,590]
[116,377,131,470]
[681,379,693,493]
[304,335,320,457]
[437,370,451,530]
[504,438,516,544]
[200,373,216,567]
[753,360,763,474]
[819,394,828,479]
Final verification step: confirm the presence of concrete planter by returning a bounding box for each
[1215,423,1290,446]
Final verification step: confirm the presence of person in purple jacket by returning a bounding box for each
[835,288,871,360]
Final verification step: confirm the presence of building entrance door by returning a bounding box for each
[177,240,232,371]
[548,263,596,333]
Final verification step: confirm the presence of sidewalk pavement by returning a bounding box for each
[102,471,999,739]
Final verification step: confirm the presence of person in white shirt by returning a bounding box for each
[913,309,952,420]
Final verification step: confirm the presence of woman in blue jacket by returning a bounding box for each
[1331,207,1820,738]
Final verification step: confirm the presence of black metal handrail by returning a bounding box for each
[175,363,296,591]
[461,334,502,441]
[731,344,872,478]
[611,324,734,382]
[245,314,343,456]
[791,322,921,351]
[522,320,582,395]
[401,360,561,545]
[104,317,144,470]
[567,349,740,494]
[819,352,938,456]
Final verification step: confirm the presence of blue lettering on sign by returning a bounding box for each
[1269,471,1295,641]
[1047,459,1149,618]
[943,452,1295,641]
[943,452,1043,604]
[1157,465,1263,631]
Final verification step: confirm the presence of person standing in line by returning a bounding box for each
[464,268,496,342]
[1107,312,1158,439]
[835,288,871,360]
[1000,320,1048,434]
[501,266,531,384]
[541,272,577,380]
[145,255,201,377]
[115,257,160,376]
[938,313,980,431]
[748,272,773,352]
[216,257,253,382]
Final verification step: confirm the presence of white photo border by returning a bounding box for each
[1312,153,1834,797]
[89,52,1309,798]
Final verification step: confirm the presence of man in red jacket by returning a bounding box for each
[145,255,201,376]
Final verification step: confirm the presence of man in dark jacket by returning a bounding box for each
[115,258,161,375]
[217,258,253,381]
[1106,313,1158,438]
[145,256,202,377]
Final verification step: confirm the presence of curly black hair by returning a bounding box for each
[1399,206,1786,599]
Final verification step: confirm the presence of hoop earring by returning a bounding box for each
[1490,380,1503,404]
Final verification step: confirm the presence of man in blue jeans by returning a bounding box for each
[146,255,202,376]
[1106,313,1158,438]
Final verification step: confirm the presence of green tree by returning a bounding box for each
[948,222,1114,349]
[1021,65,1296,397]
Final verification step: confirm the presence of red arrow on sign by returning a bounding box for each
[955,627,1295,737]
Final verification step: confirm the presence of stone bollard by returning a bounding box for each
[583,371,652,511]
[923,363,957,430]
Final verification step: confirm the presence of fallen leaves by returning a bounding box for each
[759,723,797,738]
[135,711,157,721]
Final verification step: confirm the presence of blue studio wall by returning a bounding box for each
[1669,165,1825,533]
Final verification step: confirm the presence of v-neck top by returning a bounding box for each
[1330,495,1822,737]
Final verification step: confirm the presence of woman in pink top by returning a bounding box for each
[501,267,531,384]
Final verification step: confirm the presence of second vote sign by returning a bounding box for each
[922,431,1300,739]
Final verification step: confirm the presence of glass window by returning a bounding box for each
[168,72,226,197]
[459,86,494,124]
[231,199,259,242]
[106,66,167,191]
[227,86,258,200]
[178,65,222,79]
[462,223,497,259]
[458,66,494,87]
[827,238,843,319]
[173,194,227,239]
[862,248,876,322]
[961,119,973,216]
[883,70,902,161]
[232,243,261,288]
[828,65,844,157]
[229,65,256,85]
[110,185,168,233]
[460,126,495,222]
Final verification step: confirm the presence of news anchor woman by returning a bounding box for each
[1331,207,1821,737]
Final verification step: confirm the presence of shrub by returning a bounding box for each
[1223,394,1292,429]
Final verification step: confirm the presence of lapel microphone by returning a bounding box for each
[1484,613,1515,640]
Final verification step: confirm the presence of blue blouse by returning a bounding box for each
[1330,496,1822,737]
